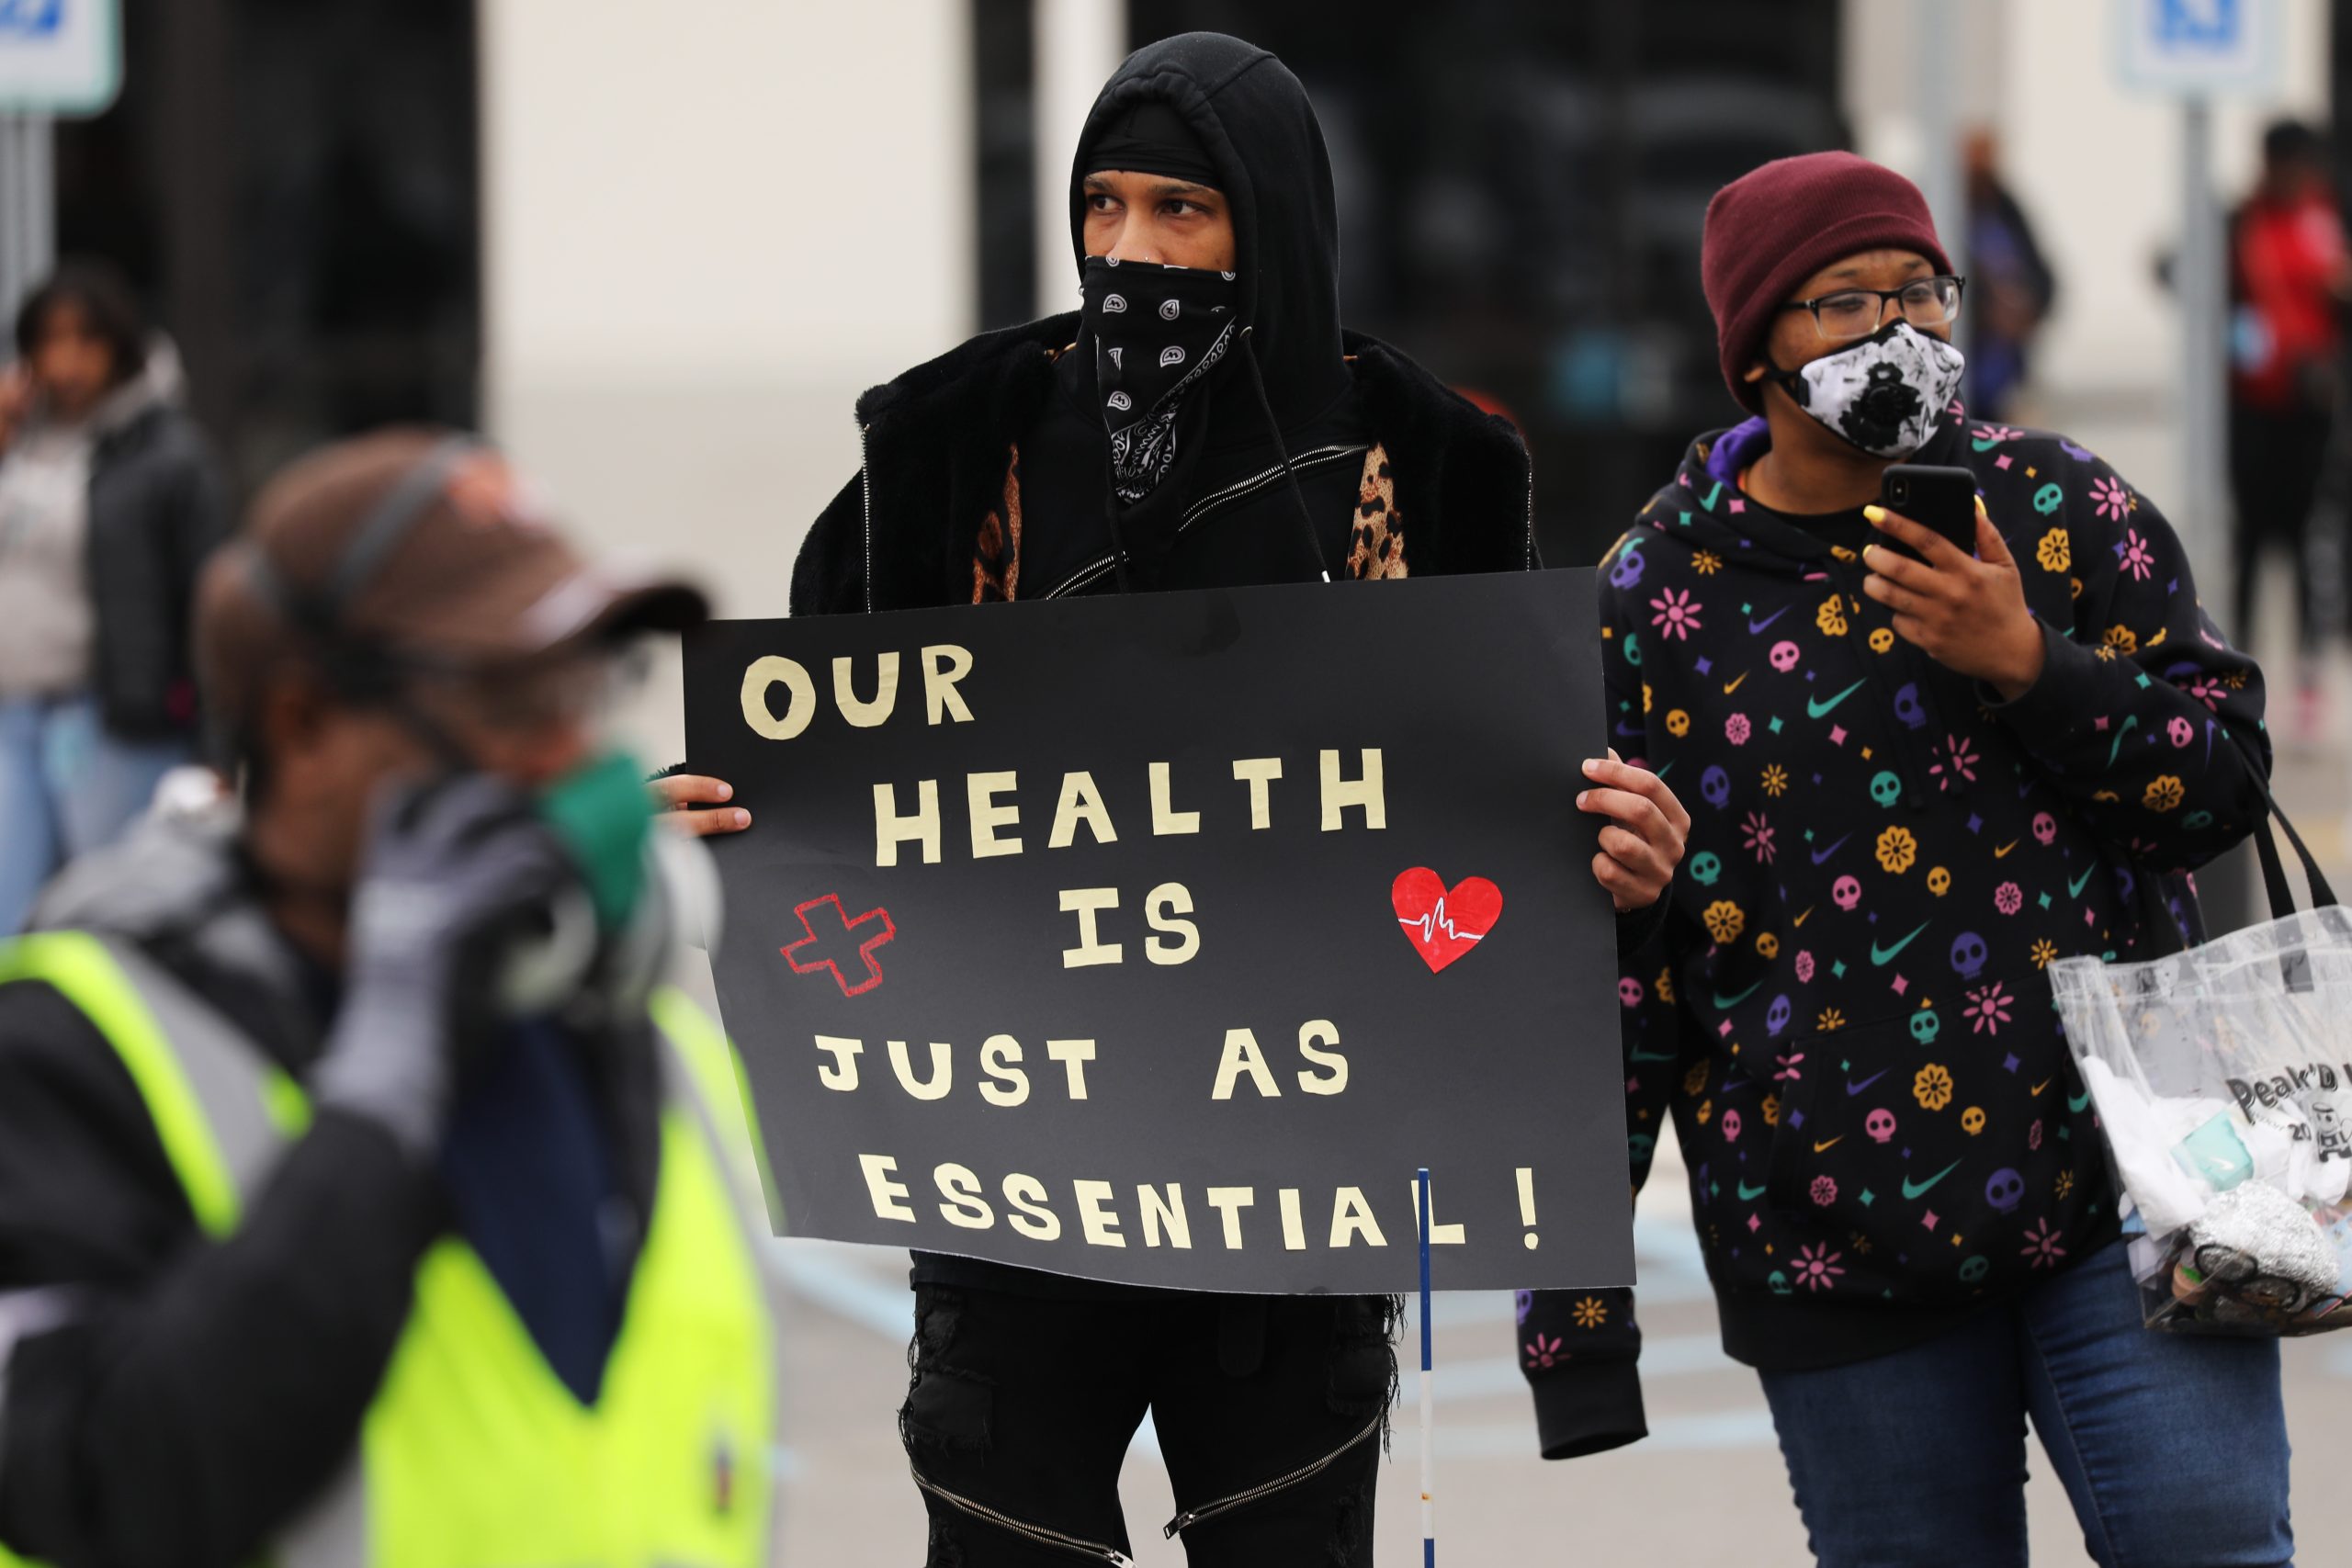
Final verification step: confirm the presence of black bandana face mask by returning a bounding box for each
[1080,255,1238,505]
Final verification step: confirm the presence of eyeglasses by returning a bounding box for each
[1780,276,1966,342]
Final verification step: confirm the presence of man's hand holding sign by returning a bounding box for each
[681,572,1679,1293]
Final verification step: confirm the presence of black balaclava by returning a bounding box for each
[1069,34,1351,589]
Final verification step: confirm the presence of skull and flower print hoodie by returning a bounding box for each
[1518,400,2271,1459]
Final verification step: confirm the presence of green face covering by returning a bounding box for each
[537,750,652,934]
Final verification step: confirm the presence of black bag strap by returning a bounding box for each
[2245,778,2338,996]
[2130,856,2192,960]
[2251,777,2338,920]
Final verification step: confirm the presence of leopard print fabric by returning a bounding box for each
[1346,443,1407,581]
[972,443,1023,604]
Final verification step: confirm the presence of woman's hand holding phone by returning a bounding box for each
[1860,500,2046,701]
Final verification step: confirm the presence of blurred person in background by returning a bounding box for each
[0,431,779,1568]
[0,260,230,933]
[2229,118,2348,741]
[661,30,1683,1565]
[1522,152,2289,1567]
[1962,128,2057,423]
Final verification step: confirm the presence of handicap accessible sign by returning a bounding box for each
[0,0,119,116]
[2115,0,2283,97]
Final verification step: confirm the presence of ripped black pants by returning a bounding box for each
[899,1284,1396,1566]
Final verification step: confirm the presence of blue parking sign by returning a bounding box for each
[0,0,118,116]
[0,3,64,39]
[2116,0,2283,96]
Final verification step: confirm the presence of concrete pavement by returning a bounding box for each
[759,1114,2351,1564]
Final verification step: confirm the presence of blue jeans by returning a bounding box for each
[0,694,192,934]
[1758,1240,2292,1567]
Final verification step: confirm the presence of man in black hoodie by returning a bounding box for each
[662,31,1686,1565]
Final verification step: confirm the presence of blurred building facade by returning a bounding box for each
[39,0,2342,750]
[52,0,480,491]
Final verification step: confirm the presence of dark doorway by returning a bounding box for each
[1124,0,1844,565]
[52,0,481,500]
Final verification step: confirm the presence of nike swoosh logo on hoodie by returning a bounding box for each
[1870,923,1930,965]
[1807,680,1868,719]
[1901,1160,1963,1201]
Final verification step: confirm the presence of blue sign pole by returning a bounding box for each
[1,0,125,316]
[1417,1165,1435,1568]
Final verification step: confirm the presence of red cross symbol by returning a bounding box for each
[781,894,897,998]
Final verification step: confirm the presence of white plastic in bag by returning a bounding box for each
[2050,809,2352,1335]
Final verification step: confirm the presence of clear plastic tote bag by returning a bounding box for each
[2050,795,2352,1334]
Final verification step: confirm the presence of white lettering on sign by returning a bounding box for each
[741,644,975,739]
[858,1155,915,1222]
[833,653,900,728]
[869,757,1387,867]
[874,781,942,865]
[1231,757,1283,828]
[967,771,1022,858]
[1058,887,1124,967]
[1319,749,1386,830]
[838,1162,1417,1254]
[1047,771,1116,848]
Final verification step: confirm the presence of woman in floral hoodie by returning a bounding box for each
[1522,153,2293,1566]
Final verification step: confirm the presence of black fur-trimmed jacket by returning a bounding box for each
[787,311,1536,617]
[785,311,1677,1307]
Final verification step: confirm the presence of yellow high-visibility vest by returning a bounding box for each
[0,932,777,1568]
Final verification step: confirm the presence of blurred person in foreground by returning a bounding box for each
[0,260,230,932]
[1521,152,2288,1566]
[0,430,779,1568]
[1961,129,2057,423]
[658,30,1685,1565]
[2229,117,2348,739]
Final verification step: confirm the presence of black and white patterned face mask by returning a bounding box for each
[1080,256,1238,504]
[1768,321,1966,460]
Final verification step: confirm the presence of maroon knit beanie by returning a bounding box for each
[1702,152,1952,413]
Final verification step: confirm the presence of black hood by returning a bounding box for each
[1068,31,1350,430]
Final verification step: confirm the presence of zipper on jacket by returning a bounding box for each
[1160,1409,1385,1540]
[1039,444,1371,601]
[858,422,875,615]
[910,1468,1138,1565]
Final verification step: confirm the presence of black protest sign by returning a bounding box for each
[684,571,1632,1293]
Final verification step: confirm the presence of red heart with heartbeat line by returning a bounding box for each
[1392,868,1504,974]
